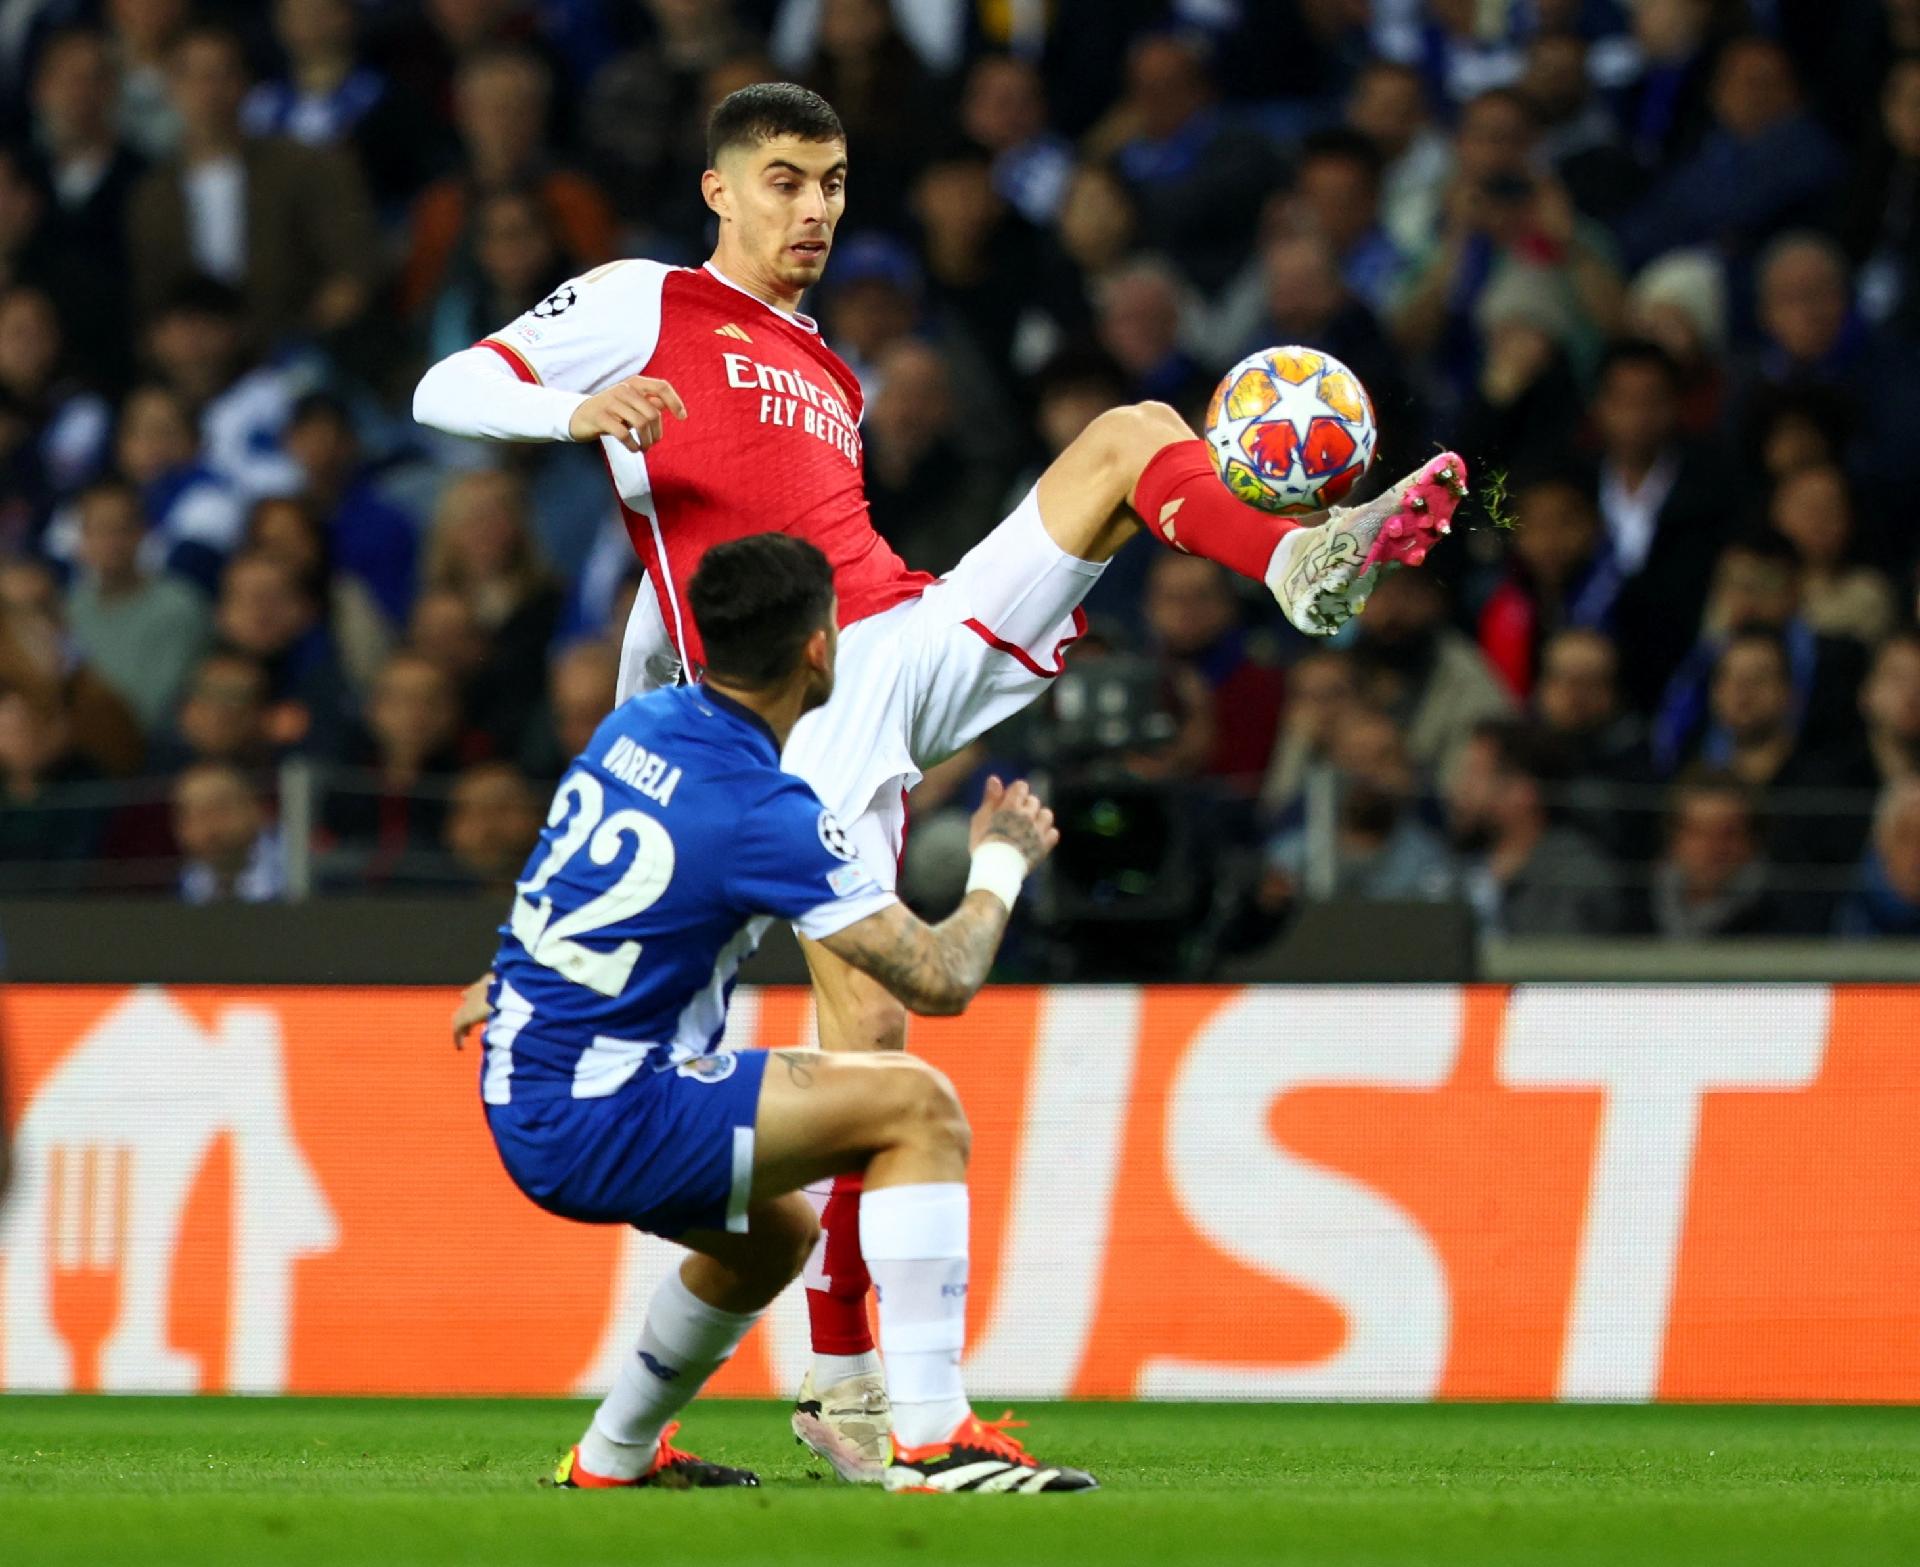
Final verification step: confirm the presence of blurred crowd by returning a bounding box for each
[2,0,1920,960]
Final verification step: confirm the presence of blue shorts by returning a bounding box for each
[485,1048,770,1237]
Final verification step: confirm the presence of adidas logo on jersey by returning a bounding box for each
[714,323,752,342]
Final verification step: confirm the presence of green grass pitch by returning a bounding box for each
[4,1397,1920,1566]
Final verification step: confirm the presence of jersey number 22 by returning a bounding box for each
[510,771,675,998]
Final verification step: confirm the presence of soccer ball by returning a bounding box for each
[1202,346,1378,515]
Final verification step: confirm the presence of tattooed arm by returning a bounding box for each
[819,777,1057,1016]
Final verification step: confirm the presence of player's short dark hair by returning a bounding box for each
[689,534,836,688]
[707,82,845,167]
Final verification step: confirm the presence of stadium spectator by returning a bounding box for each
[1654,533,1869,770]
[0,678,106,880]
[421,470,561,750]
[321,648,462,886]
[1850,630,1920,789]
[64,476,209,732]
[521,636,618,779]
[959,53,1072,227]
[1091,32,1283,291]
[863,338,1002,573]
[139,277,310,502]
[24,26,146,387]
[1218,236,1412,456]
[1282,129,1405,316]
[242,0,429,211]
[1588,340,1727,712]
[211,547,345,752]
[244,495,392,696]
[1462,324,1589,491]
[1351,567,1515,788]
[99,380,244,591]
[1051,161,1140,311]
[422,184,566,366]
[816,233,922,384]
[1445,719,1622,937]
[1345,58,1450,256]
[908,142,1041,391]
[1695,627,1869,885]
[789,0,940,231]
[1476,474,1620,703]
[1532,627,1658,861]
[1369,0,1529,110]
[1260,646,1359,816]
[1092,257,1206,415]
[1622,249,1729,436]
[1620,35,1843,268]
[279,392,418,626]
[128,22,380,349]
[1635,771,1801,938]
[1263,705,1456,906]
[1834,778,1920,937]
[171,758,283,903]
[157,648,275,772]
[0,283,111,509]
[1767,465,1896,646]
[1612,0,1720,170]
[1743,231,1920,489]
[1517,33,1641,225]
[442,759,542,893]
[0,555,143,777]
[1394,94,1623,388]
[398,44,617,321]
[1838,53,1920,333]
[1144,554,1284,794]
[106,0,187,160]
[580,0,754,240]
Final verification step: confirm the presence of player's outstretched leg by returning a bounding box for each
[752,1050,1098,1494]
[1031,402,1467,636]
[554,1201,819,1489]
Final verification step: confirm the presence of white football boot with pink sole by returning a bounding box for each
[1268,452,1469,636]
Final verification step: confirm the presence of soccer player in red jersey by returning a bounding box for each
[417,83,1466,1482]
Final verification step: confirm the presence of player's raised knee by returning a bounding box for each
[1076,401,1189,481]
[896,1058,972,1166]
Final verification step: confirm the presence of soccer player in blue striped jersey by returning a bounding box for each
[468,534,1096,1494]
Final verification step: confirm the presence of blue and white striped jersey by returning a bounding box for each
[482,683,893,1105]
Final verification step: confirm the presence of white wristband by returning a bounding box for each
[965,840,1029,913]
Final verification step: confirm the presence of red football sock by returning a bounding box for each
[805,1172,875,1356]
[1130,438,1303,584]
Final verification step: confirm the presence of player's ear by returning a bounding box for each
[806,625,831,674]
[701,166,727,221]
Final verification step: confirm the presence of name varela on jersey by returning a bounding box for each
[721,350,861,466]
[602,733,683,806]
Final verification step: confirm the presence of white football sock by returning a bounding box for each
[814,1350,883,1386]
[860,1182,971,1448]
[578,1263,760,1480]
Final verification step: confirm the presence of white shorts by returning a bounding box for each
[614,489,1104,891]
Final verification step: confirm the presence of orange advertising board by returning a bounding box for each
[3,983,1918,1401]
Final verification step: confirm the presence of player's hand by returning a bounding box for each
[569,375,688,452]
[969,776,1059,872]
[452,974,495,1050]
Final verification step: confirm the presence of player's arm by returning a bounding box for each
[818,778,1056,1017]
[411,263,686,451]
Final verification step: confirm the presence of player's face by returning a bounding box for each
[710,138,848,295]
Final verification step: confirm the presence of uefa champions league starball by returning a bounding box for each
[1202,346,1379,515]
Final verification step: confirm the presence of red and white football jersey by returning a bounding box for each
[478,260,933,671]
